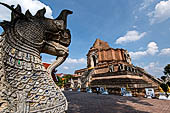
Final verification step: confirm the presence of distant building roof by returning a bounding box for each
[56,73,65,77]
[55,73,80,78]
[42,63,51,69]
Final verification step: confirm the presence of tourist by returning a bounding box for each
[96,87,99,95]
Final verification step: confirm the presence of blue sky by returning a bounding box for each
[0,0,170,78]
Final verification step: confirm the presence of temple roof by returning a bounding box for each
[42,63,51,69]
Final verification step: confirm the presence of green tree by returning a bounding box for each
[160,83,169,97]
[63,74,73,81]
[160,84,168,92]
[164,64,170,77]
[56,76,63,87]
[56,74,74,87]
[160,64,170,96]
[161,76,167,83]
[167,81,170,87]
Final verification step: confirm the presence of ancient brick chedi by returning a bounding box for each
[0,2,72,113]
[75,39,161,95]
[87,38,131,68]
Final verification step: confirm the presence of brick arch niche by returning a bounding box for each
[90,54,98,67]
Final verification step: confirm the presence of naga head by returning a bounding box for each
[0,2,73,57]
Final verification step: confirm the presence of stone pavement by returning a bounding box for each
[64,91,170,113]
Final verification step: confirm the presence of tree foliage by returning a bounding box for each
[160,84,168,93]
[164,64,170,76]
[56,74,73,87]
[160,64,170,93]
[161,76,167,82]
[167,81,170,87]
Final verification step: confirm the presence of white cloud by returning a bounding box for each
[129,42,159,59]
[50,59,55,63]
[144,62,158,70]
[138,47,144,50]
[129,51,147,60]
[134,16,138,19]
[159,48,170,56]
[63,66,69,70]
[42,57,86,74]
[132,26,137,28]
[115,30,146,44]
[146,42,159,55]
[56,57,86,74]
[139,0,155,11]
[65,58,86,64]
[149,0,170,24]
[143,62,163,78]
[47,57,86,64]
[0,0,53,21]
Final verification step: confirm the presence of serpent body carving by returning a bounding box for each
[0,2,72,113]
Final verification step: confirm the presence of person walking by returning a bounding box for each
[96,87,99,95]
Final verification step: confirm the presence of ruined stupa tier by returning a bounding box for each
[87,39,131,68]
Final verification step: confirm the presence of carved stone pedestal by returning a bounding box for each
[159,93,167,100]
[145,88,155,99]
[102,91,109,95]
[86,88,92,93]
[121,88,132,96]
[69,88,72,91]
[77,88,81,92]
[123,91,132,96]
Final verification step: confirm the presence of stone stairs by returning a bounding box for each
[80,69,94,88]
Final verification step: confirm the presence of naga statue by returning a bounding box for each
[0,2,72,113]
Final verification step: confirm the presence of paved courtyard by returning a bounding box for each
[64,91,170,113]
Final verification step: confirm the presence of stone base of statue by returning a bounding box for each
[86,88,92,93]
[102,91,109,95]
[77,88,81,92]
[69,88,73,91]
[145,88,155,99]
[167,93,170,100]
[123,91,132,96]
[99,87,108,95]
[145,95,152,99]
[167,96,170,100]
[159,93,167,100]
[121,88,132,96]
[88,89,92,93]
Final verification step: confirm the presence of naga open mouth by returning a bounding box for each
[42,29,70,56]
[45,29,71,47]
[41,9,72,56]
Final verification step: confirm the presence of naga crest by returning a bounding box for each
[0,2,73,74]
[0,2,72,113]
[0,2,72,60]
